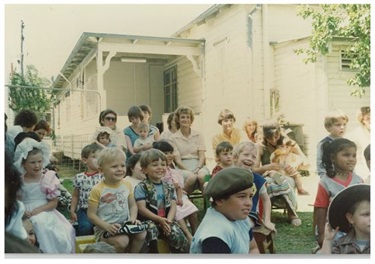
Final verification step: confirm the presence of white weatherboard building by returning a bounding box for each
[51,4,370,171]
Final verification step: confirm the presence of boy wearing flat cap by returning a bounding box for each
[190,167,259,254]
[321,184,370,254]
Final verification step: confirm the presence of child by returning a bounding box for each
[233,141,277,231]
[134,149,189,253]
[270,137,310,195]
[87,148,146,253]
[139,104,160,141]
[152,140,199,242]
[243,117,259,143]
[211,141,234,177]
[316,110,349,177]
[70,143,104,236]
[13,137,75,253]
[363,144,370,184]
[7,109,38,150]
[93,126,116,148]
[321,184,370,254]
[190,167,259,254]
[124,153,147,191]
[313,138,363,249]
[133,122,154,153]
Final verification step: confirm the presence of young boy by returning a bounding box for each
[134,149,189,253]
[190,167,259,254]
[70,143,104,236]
[321,184,370,254]
[211,141,234,177]
[316,110,349,177]
[133,122,154,153]
[87,148,146,253]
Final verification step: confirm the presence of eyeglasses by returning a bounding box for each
[104,116,116,122]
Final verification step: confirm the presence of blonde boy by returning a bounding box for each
[87,148,146,253]
[316,110,349,177]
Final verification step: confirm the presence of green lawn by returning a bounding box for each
[58,164,316,254]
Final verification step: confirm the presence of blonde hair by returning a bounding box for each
[97,147,126,168]
[356,106,370,124]
[324,110,349,130]
[174,106,195,129]
[138,122,150,132]
[232,141,258,160]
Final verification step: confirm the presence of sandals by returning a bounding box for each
[297,189,310,195]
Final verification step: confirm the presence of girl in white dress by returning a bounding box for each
[14,138,75,253]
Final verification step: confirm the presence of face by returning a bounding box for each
[35,128,47,140]
[142,158,167,183]
[98,135,110,146]
[23,220,36,246]
[218,150,233,167]
[102,114,117,129]
[221,118,234,132]
[138,128,148,139]
[331,146,357,173]
[163,151,175,166]
[22,152,43,177]
[99,155,126,184]
[234,146,258,170]
[83,151,100,172]
[130,116,142,127]
[178,113,192,128]
[216,188,254,221]
[246,122,256,133]
[265,131,281,146]
[362,113,370,130]
[346,200,370,236]
[131,161,147,181]
[142,111,150,122]
[328,117,347,138]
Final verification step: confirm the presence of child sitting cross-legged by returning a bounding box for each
[134,149,190,253]
[87,148,146,253]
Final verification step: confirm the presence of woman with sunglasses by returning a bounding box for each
[96,109,127,152]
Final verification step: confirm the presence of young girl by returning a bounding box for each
[134,149,189,253]
[87,148,146,253]
[93,126,116,148]
[124,153,147,191]
[13,137,75,253]
[152,140,199,242]
[211,141,234,177]
[232,141,276,232]
[313,138,364,249]
[322,184,370,254]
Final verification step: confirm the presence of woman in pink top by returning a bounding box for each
[170,106,210,193]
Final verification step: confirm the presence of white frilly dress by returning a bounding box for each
[20,170,75,253]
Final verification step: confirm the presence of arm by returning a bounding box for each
[315,207,328,248]
[125,135,136,155]
[174,155,189,171]
[249,236,260,254]
[28,197,58,217]
[128,195,139,223]
[321,222,339,254]
[69,188,80,222]
[193,150,206,174]
[87,201,121,236]
[259,191,276,232]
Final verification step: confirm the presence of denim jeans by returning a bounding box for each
[77,208,94,236]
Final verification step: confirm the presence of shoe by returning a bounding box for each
[297,189,310,195]
[290,218,302,227]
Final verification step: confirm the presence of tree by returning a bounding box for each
[8,64,55,118]
[296,4,370,97]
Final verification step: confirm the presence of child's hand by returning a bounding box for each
[176,198,183,206]
[158,217,172,235]
[324,222,339,241]
[106,223,122,236]
[284,164,297,175]
[70,212,77,223]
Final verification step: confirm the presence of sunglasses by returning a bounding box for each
[104,116,116,122]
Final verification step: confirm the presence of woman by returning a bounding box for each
[170,106,210,193]
[123,105,144,159]
[211,109,246,153]
[243,117,259,143]
[96,109,127,152]
[252,120,304,226]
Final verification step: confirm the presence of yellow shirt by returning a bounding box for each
[212,127,246,152]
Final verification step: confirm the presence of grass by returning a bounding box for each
[57,163,316,254]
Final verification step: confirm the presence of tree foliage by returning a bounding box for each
[8,65,55,117]
[296,4,370,97]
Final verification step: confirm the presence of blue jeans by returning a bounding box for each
[77,208,94,236]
